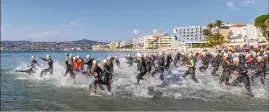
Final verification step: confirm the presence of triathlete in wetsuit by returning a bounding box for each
[40,55,53,77]
[16,56,40,74]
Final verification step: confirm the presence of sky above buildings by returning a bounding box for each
[1,0,267,42]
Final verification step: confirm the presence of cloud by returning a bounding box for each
[241,0,255,5]
[226,1,234,8]
[64,21,83,27]
[152,29,158,34]
[132,29,139,34]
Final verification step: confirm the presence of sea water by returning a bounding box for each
[1,51,268,111]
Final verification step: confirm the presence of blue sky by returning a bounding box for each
[1,0,267,42]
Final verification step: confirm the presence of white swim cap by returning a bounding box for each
[76,55,80,58]
[257,56,262,60]
[103,59,107,63]
[73,57,76,60]
[46,55,50,58]
[86,55,90,59]
[32,56,35,59]
[257,52,260,56]
[93,60,97,64]
[233,57,239,62]
[137,53,141,57]
[223,53,228,57]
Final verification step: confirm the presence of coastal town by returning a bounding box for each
[2,20,269,51]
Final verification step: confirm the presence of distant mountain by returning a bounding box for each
[2,39,107,45]
[71,39,107,45]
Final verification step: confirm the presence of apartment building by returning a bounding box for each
[226,24,268,47]
[133,34,172,49]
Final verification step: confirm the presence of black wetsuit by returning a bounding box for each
[199,57,208,73]
[125,56,134,67]
[211,56,220,76]
[145,58,152,74]
[219,60,231,85]
[100,64,113,92]
[40,58,53,77]
[164,54,173,72]
[84,58,94,72]
[114,58,120,68]
[264,57,269,77]
[251,61,265,85]
[151,56,165,80]
[136,58,147,84]
[64,60,75,79]
[231,64,254,97]
[89,65,103,90]
[107,60,114,74]
[174,53,181,67]
[16,59,40,74]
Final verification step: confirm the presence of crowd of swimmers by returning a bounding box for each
[15,47,269,97]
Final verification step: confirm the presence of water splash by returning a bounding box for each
[12,58,268,100]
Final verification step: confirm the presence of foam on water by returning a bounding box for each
[12,58,268,100]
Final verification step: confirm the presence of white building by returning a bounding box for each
[133,36,144,50]
[120,41,127,48]
[132,34,172,49]
[172,26,207,48]
[227,24,268,47]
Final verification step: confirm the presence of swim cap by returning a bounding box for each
[103,59,107,63]
[73,57,76,60]
[233,57,239,62]
[223,53,228,57]
[93,60,97,64]
[137,53,141,57]
[32,56,35,59]
[257,56,262,60]
[46,55,50,58]
[86,55,90,59]
[76,55,80,58]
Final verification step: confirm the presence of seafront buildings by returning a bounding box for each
[134,23,268,50]
[2,23,268,51]
[133,34,172,50]
[226,24,268,47]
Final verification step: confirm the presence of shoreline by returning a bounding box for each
[0,48,212,52]
[1,49,161,52]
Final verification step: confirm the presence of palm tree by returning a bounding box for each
[215,20,223,34]
[207,23,214,30]
[202,29,211,37]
